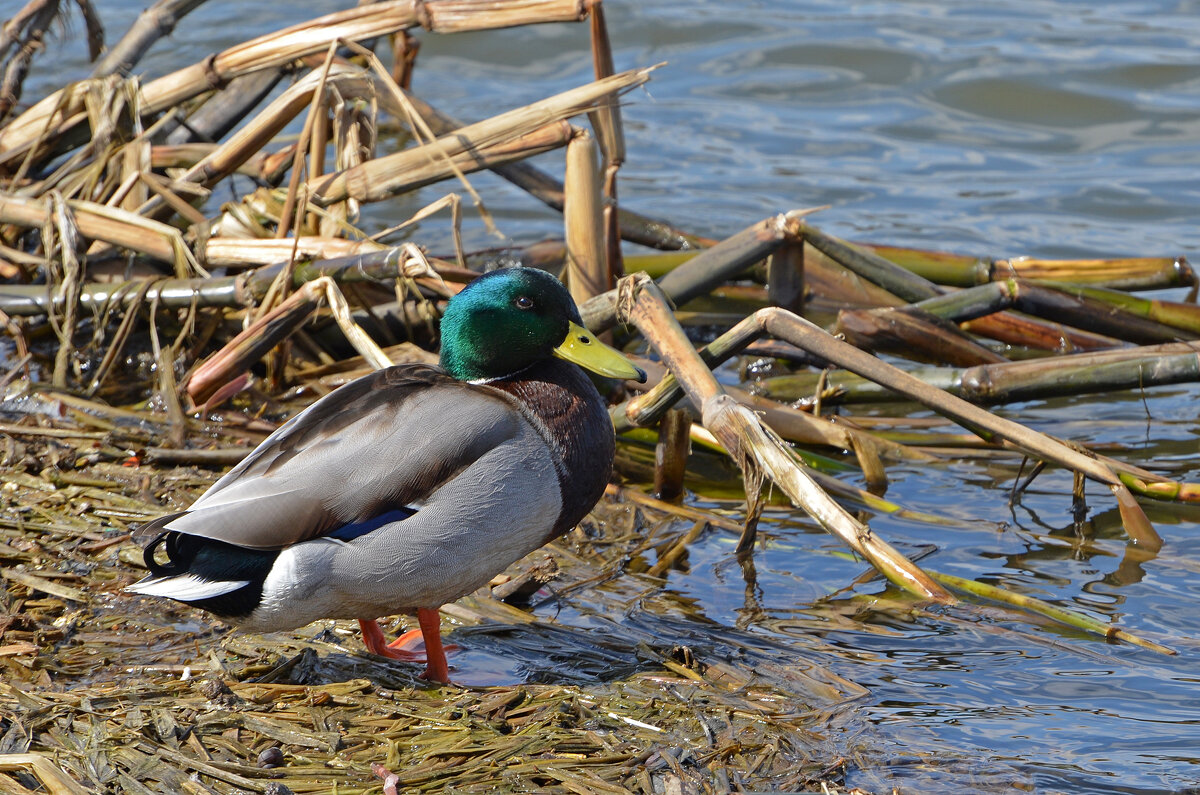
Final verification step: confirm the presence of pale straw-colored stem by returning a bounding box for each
[564,131,608,305]
[309,66,656,205]
[0,193,201,274]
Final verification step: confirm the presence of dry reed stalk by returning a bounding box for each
[9,3,413,149]
[801,222,938,304]
[869,242,1192,300]
[622,345,914,497]
[801,242,909,308]
[100,163,142,213]
[149,143,288,180]
[959,309,1122,352]
[996,255,1193,289]
[317,275,395,370]
[586,1,623,167]
[0,242,455,317]
[239,241,447,302]
[856,242,1192,294]
[604,483,743,531]
[370,192,459,243]
[0,193,198,274]
[275,43,339,252]
[894,281,1035,323]
[0,753,79,795]
[952,341,1200,403]
[645,519,706,579]
[581,211,810,332]
[201,236,388,268]
[1,5,371,166]
[617,272,952,600]
[184,275,392,406]
[394,88,715,251]
[1035,281,1200,336]
[390,29,420,89]
[172,67,374,192]
[805,235,1130,351]
[735,386,916,471]
[0,275,235,317]
[90,0,206,78]
[564,131,609,305]
[767,240,805,312]
[623,349,908,465]
[318,121,575,205]
[1,0,99,126]
[1006,280,1195,344]
[416,0,588,33]
[585,2,625,279]
[653,409,691,502]
[118,135,151,214]
[310,98,329,184]
[74,75,140,200]
[602,164,624,280]
[321,77,378,237]
[0,0,58,61]
[147,294,187,445]
[925,569,1176,654]
[1120,472,1200,503]
[162,68,284,147]
[46,194,82,389]
[85,278,158,394]
[883,282,1123,353]
[855,242,991,287]
[337,42,502,238]
[0,1,413,166]
[835,306,1010,366]
[136,171,208,225]
[310,66,656,205]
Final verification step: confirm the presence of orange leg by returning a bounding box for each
[357,619,425,662]
[415,607,449,683]
[357,611,457,683]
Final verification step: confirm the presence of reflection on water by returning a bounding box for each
[20,0,1200,790]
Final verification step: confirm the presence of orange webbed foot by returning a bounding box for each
[357,609,455,683]
[386,627,461,656]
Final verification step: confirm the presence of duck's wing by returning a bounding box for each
[134,364,524,550]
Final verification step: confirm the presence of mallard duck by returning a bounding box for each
[128,267,645,682]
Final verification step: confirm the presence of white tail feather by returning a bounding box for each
[127,574,249,601]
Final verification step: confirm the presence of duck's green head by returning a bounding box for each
[440,267,646,383]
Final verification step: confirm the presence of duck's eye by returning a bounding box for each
[514,296,534,310]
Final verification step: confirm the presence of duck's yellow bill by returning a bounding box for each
[554,322,647,383]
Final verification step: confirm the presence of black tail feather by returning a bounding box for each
[135,527,280,620]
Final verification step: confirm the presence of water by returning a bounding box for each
[19,0,1200,791]
[412,0,1200,258]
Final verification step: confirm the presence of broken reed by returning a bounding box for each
[756,341,1200,409]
